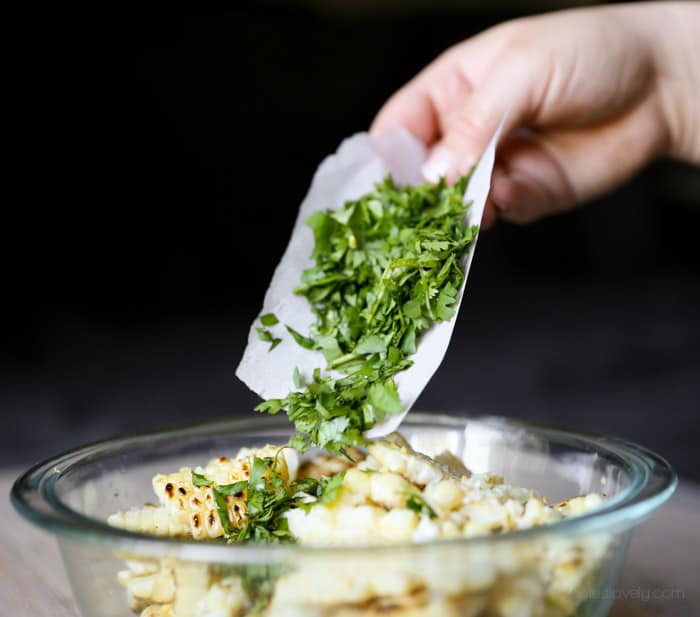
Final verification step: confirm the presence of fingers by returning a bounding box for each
[372,55,530,186]
[481,199,498,229]
[370,80,441,146]
[370,50,466,145]
[371,47,494,176]
[491,97,668,224]
[423,56,538,184]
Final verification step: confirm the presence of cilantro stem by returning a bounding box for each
[327,352,362,370]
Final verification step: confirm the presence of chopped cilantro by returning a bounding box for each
[257,175,476,453]
[316,471,345,506]
[260,313,279,326]
[191,470,211,487]
[285,325,316,350]
[256,327,281,352]
[292,366,302,389]
[256,327,273,343]
[405,492,438,519]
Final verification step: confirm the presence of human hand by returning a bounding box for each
[371,2,700,226]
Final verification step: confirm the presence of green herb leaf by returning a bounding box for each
[260,313,279,327]
[270,337,282,351]
[191,470,211,487]
[317,417,350,448]
[248,457,270,489]
[285,326,316,350]
[254,399,284,415]
[256,327,273,343]
[316,335,343,362]
[316,472,345,506]
[405,492,438,519]
[354,334,387,355]
[257,326,282,351]
[367,379,403,416]
[215,481,248,496]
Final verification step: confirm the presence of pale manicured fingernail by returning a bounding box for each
[421,146,457,183]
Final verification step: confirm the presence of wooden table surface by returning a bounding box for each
[3,469,698,617]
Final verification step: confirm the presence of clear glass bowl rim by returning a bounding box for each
[11,413,677,561]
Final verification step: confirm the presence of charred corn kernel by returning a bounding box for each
[202,445,296,486]
[424,478,463,512]
[557,493,604,517]
[369,472,413,509]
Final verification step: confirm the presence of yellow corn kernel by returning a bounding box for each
[378,508,418,541]
[202,579,247,615]
[173,561,209,617]
[140,604,174,617]
[424,478,464,512]
[342,468,371,498]
[369,472,414,509]
[108,505,191,537]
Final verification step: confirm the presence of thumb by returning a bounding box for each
[422,61,532,183]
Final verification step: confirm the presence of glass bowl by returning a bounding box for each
[12,413,676,617]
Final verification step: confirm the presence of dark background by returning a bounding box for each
[5,1,699,480]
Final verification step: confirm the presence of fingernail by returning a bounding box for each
[421,146,457,184]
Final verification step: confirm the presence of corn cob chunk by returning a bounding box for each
[108,445,298,540]
[108,504,192,537]
[555,493,604,517]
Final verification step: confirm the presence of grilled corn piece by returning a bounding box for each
[108,445,298,540]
